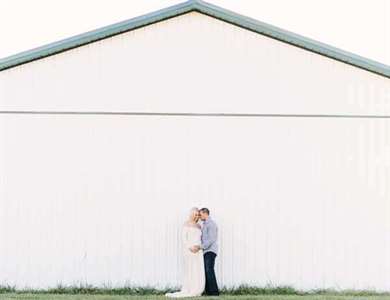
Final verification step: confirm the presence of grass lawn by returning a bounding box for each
[2,295,390,300]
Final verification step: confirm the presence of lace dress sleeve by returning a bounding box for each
[182,225,191,250]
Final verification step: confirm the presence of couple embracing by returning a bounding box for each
[166,207,219,298]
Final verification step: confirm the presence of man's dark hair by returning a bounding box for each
[200,208,210,215]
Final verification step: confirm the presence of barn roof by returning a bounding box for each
[0,0,390,78]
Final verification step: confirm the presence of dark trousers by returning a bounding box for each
[203,251,219,296]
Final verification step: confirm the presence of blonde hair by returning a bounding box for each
[188,207,199,221]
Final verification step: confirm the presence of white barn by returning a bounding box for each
[1,0,390,292]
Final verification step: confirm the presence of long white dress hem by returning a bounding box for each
[165,224,205,298]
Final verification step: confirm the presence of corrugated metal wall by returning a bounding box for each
[0,11,390,291]
[0,114,389,290]
[0,13,389,116]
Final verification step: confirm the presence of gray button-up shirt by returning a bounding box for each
[200,217,218,255]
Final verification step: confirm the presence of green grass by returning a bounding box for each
[2,295,390,300]
[2,285,389,296]
[1,285,390,300]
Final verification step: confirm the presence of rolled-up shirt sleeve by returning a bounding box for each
[201,222,217,250]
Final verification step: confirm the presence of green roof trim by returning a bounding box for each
[1,0,389,79]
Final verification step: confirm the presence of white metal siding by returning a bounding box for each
[0,12,389,115]
[0,114,389,290]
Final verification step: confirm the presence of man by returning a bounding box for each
[191,207,219,296]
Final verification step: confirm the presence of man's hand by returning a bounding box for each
[190,245,201,253]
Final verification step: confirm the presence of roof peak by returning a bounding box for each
[186,0,205,5]
[0,0,389,78]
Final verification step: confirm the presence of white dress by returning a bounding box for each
[165,224,205,298]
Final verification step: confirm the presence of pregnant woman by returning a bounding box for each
[165,207,205,298]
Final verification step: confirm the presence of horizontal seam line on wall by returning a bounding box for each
[0,111,389,118]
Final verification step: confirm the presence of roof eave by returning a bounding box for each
[192,0,390,79]
[0,0,196,71]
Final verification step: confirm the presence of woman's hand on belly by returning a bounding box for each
[189,245,201,253]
